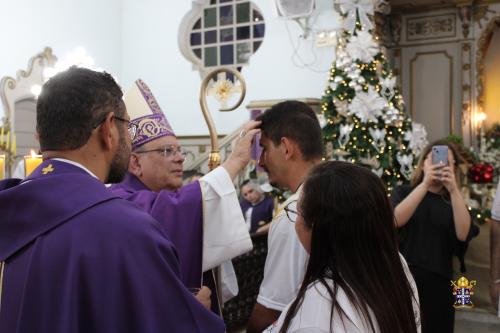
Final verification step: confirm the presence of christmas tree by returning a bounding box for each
[322,0,427,192]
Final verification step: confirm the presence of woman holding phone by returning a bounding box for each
[392,140,476,333]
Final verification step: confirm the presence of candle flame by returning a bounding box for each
[30,149,38,157]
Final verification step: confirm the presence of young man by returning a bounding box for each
[109,79,258,312]
[0,67,225,332]
[247,100,324,332]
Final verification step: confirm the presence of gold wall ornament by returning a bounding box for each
[199,67,246,170]
[476,15,500,119]
[458,5,472,39]
[406,14,456,41]
[0,47,57,176]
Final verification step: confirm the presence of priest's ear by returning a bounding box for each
[129,152,142,177]
[95,112,118,152]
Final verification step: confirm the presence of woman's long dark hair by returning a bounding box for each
[279,161,418,333]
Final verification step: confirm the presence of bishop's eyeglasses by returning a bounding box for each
[134,145,188,160]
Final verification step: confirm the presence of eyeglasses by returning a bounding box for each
[283,200,300,223]
[115,116,138,141]
[93,113,138,141]
[135,145,187,160]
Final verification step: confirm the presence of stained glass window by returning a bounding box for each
[183,0,265,70]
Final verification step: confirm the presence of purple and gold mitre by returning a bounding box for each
[124,79,175,149]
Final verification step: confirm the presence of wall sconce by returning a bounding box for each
[474,111,487,128]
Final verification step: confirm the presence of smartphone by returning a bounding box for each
[432,145,449,166]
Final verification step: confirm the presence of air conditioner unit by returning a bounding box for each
[275,0,315,19]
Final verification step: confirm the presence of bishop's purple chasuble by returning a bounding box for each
[0,160,225,333]
[109,174,223,315]
[109,174,204,290]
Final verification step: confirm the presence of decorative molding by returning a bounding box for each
[0,47,57,176]
[406,14,457,41]
[375,12,392,45]
[391,1,499,15]
[0,47,56,124]
[458,5,472,38]
[409,50,454,133]
[374,0,391,15]
[391,47,403,86]
[473,5,497,29]
[475,15,500,113]
[388,39,471,48]
[390,14,403,45]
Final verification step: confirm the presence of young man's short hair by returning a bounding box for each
[257,100,323,160]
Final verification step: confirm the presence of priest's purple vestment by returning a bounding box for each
[0,160,225,333]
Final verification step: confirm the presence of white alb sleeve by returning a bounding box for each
[199,166,253,271]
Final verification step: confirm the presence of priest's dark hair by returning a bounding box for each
[256,100,323,161]
[279,161,418,333]
[36,66,124,151]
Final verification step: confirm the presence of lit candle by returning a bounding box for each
[24,150,43,177]
[12,134,16,156]
[0,155,5,180]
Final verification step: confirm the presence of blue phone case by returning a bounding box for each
[432,145,448,166]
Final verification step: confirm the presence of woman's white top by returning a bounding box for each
[266,254,421,333]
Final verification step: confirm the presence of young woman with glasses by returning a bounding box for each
[268,161,420,333]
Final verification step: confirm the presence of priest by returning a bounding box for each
[0,67,225,332]
[109,79,258,312]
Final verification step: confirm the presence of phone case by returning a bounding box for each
[432,145,449,166]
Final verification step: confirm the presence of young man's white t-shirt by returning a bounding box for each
[257,188,309,311]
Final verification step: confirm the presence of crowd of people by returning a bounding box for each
[0,66,497,332]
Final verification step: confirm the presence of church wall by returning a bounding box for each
[386,3,500,147]
[120,0,336,136]
[0,0,122,118]
[386,8,468,145]
[0,1,337,136]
